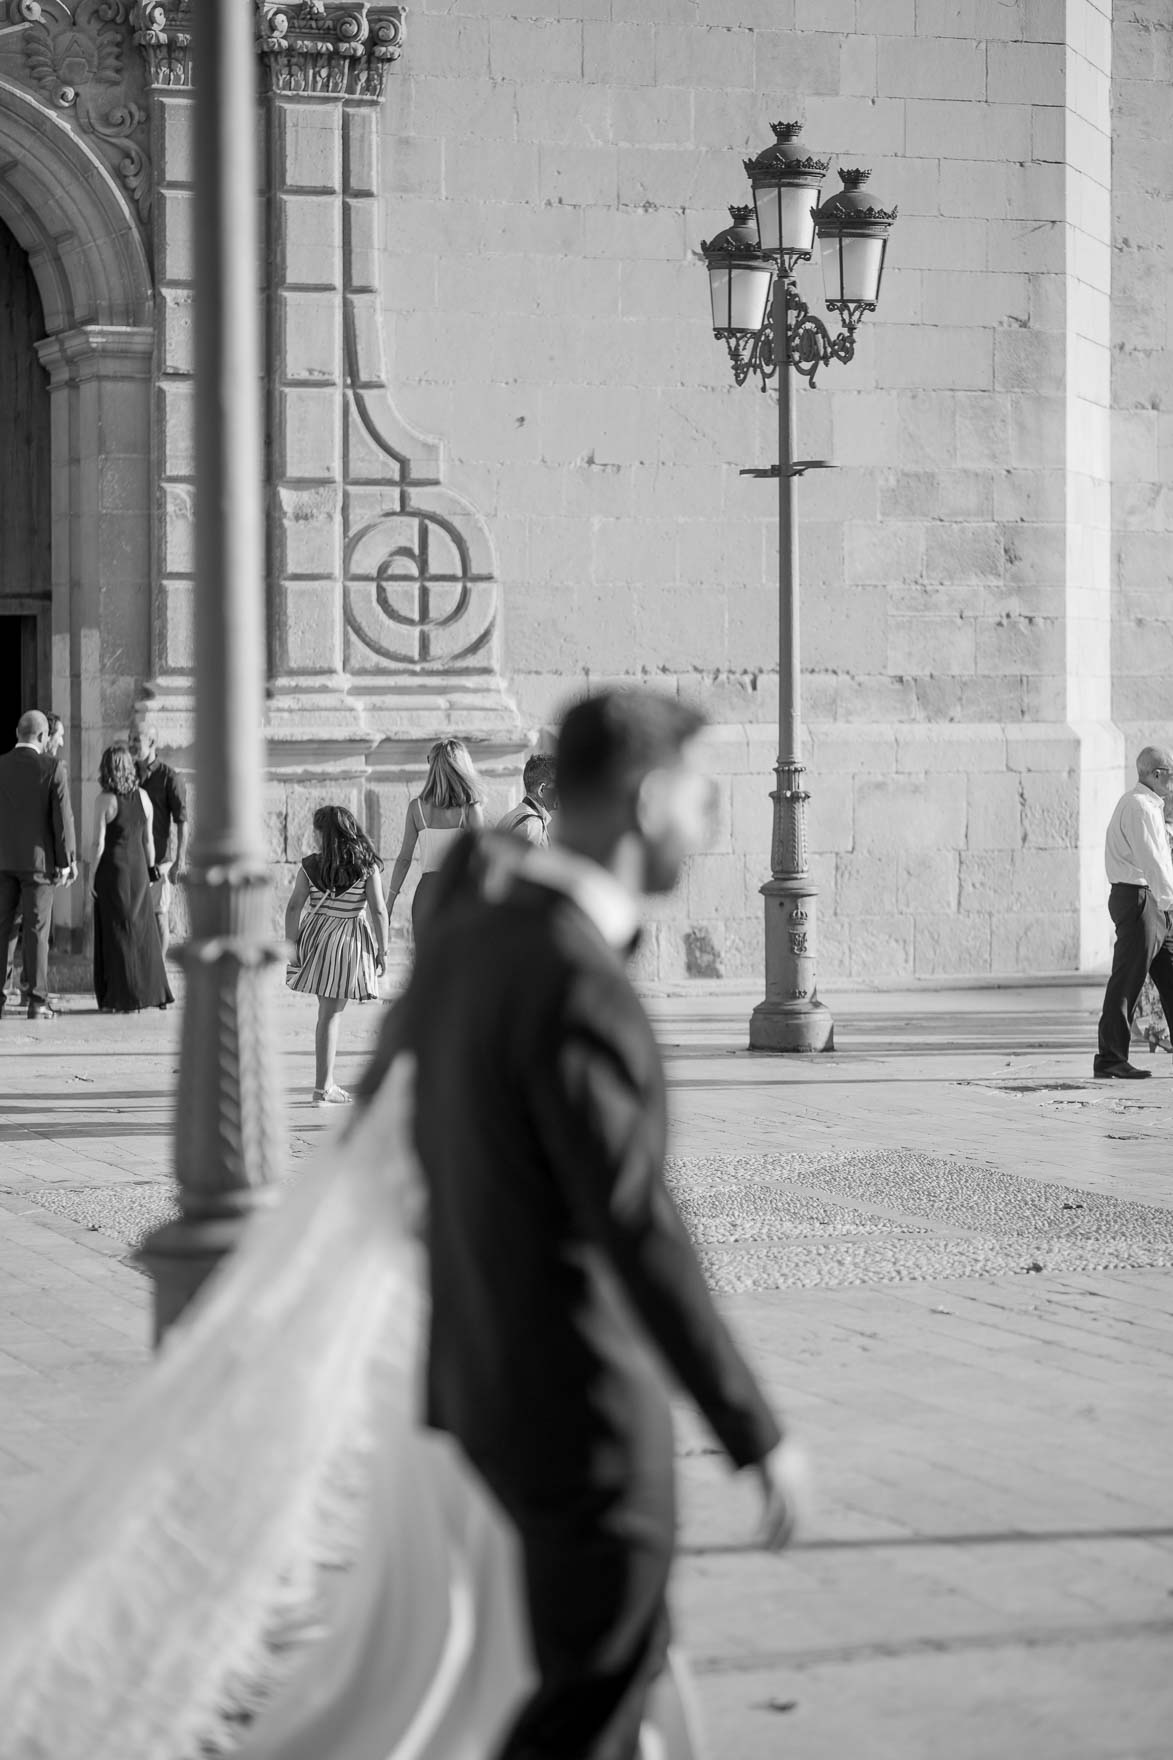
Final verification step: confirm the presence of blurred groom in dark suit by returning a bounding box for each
[360,689,807,1760]
[0,709,77,1020]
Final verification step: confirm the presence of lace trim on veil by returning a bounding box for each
[0,1062,433,1758]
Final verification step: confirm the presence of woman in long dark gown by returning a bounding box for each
[91,743,174,1012]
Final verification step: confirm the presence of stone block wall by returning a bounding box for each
[371,0,1139,980]
[1112,1,1173,755]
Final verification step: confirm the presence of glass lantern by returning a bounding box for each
[814,169,897,313]
[701,205,774,335]
[743,121,831,264]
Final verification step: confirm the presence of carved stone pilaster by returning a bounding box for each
[133,0,522,835]
[261,51,520,753]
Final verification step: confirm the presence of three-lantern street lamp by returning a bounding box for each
[700,121,896,1053]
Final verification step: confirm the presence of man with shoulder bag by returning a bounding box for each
[497,752,558,850]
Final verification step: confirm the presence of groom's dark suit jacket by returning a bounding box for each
[361,834,781,1518]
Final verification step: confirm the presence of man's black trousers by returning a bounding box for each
[489,1479,674,1760]
[1095,881,1173,1070]
[0,874,54,1007]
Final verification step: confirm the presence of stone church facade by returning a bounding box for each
[0,0,1168,980]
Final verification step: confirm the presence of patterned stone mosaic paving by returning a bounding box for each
[19,1148,1173,1293]
[666,1151,1173,1293]
[20,1182,179,1253]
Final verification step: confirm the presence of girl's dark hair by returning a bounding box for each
[312,804,382,893]
[99,743,138,798]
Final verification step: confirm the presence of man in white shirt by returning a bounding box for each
[1094,745,1173,1078]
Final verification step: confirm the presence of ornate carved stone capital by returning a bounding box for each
[6,0,152,218]
[129,1,403,98]
[255,1,403,99]
[130,0,191,89]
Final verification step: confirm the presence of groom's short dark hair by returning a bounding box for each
[556,690,706,810]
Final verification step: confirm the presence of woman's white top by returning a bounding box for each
[415,801,467,874]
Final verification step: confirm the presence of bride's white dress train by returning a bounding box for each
[0,1059,701,1759]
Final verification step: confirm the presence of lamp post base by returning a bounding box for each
[748,995,834,1053]
[138,1211,270,1345]
[138,892,286,1341]
[748,875,835,1053]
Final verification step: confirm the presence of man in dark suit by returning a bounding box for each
[359,690,805,1760]
[0,709,77,1020]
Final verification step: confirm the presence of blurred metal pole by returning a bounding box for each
[139,0,284,1338]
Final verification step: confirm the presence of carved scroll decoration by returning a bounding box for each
[10,0,152,218]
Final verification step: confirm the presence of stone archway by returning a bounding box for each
[0,74,153,944]
[0,77,151,330]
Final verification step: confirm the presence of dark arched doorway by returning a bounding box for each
[0,217,50,752]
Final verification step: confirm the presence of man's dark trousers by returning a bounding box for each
[0,876,55,1007]
[1095,882,1173,1070]
[485,1476,674,1760]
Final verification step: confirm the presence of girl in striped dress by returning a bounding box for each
[284,805,390,1107]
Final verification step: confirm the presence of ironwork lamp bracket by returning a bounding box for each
[738,460,836,479]
[719,276,871,390]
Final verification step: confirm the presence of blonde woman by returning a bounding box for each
[386,738,486,940]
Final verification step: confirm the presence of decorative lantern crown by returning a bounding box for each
[743,120,832,185]
[813,167,898,228]
[700,203,761,256]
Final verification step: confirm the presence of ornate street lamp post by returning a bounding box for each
[139,0,284,1336]
[701,124,896,1053]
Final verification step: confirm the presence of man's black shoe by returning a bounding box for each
[1093,1062,1151,1079]
[27,1003,57,1021]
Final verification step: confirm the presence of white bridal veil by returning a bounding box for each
[0,1056,702,1759]
[0,1059,532,1758]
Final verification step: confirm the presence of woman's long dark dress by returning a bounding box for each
[93,792,174,1011]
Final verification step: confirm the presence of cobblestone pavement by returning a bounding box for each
[1,976,1171,1757]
